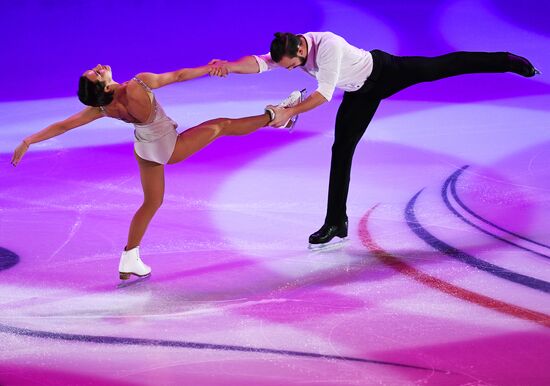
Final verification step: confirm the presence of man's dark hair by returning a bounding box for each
[77,76,114,107]
[270,32,301,63]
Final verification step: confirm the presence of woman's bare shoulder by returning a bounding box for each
[125,79,150,101]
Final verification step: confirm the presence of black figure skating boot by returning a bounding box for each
[308,219,348,249]
[507,53,541,77]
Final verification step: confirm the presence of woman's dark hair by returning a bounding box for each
[270,32,301,63]
[77,76,114,106]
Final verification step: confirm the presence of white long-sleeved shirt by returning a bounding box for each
[253,32,373,101]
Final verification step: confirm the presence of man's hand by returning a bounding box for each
[11,140,29,167]
[268,106,295,128]
[208,59,229,77]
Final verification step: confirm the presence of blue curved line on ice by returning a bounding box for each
[0,247,19,272]
[405,190,550,294]
[0,323,447,373]
[447,166,550,256]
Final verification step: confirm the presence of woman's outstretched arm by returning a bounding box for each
[11,106,103,166]
[136,65,213,89]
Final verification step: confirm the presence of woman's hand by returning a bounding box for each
[11,140,29,166]
[208,59,229,77]
[268,106,295,128]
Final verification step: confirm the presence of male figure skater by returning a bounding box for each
[210,31,540,248]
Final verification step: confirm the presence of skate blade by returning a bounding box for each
[285,115,299,132]
[308,238,348,251]
[117,274,151,289]
[284,88,306,132]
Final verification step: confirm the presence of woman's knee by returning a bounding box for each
[142,197,163,211]
[203,118,231,136]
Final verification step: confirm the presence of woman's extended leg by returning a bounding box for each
[126,153,166,249]
[168,112,271,164]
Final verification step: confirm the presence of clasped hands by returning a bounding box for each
[208,59,230,77]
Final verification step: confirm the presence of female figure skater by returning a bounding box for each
[10,63,302,279]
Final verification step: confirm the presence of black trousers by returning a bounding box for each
[324,50,511,224]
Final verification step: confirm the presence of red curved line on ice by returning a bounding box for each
[358,206,550,328]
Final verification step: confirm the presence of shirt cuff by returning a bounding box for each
[253,55,269,73]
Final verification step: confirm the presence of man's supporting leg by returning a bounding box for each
[309,92,381,245]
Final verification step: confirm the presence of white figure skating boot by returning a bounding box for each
[265,89,306,131]
[118,246,151,280]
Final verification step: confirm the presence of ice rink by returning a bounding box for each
[1,0,549,384]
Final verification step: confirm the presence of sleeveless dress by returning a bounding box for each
[102,77,178,164]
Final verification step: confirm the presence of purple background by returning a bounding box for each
[3,0,549,102]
